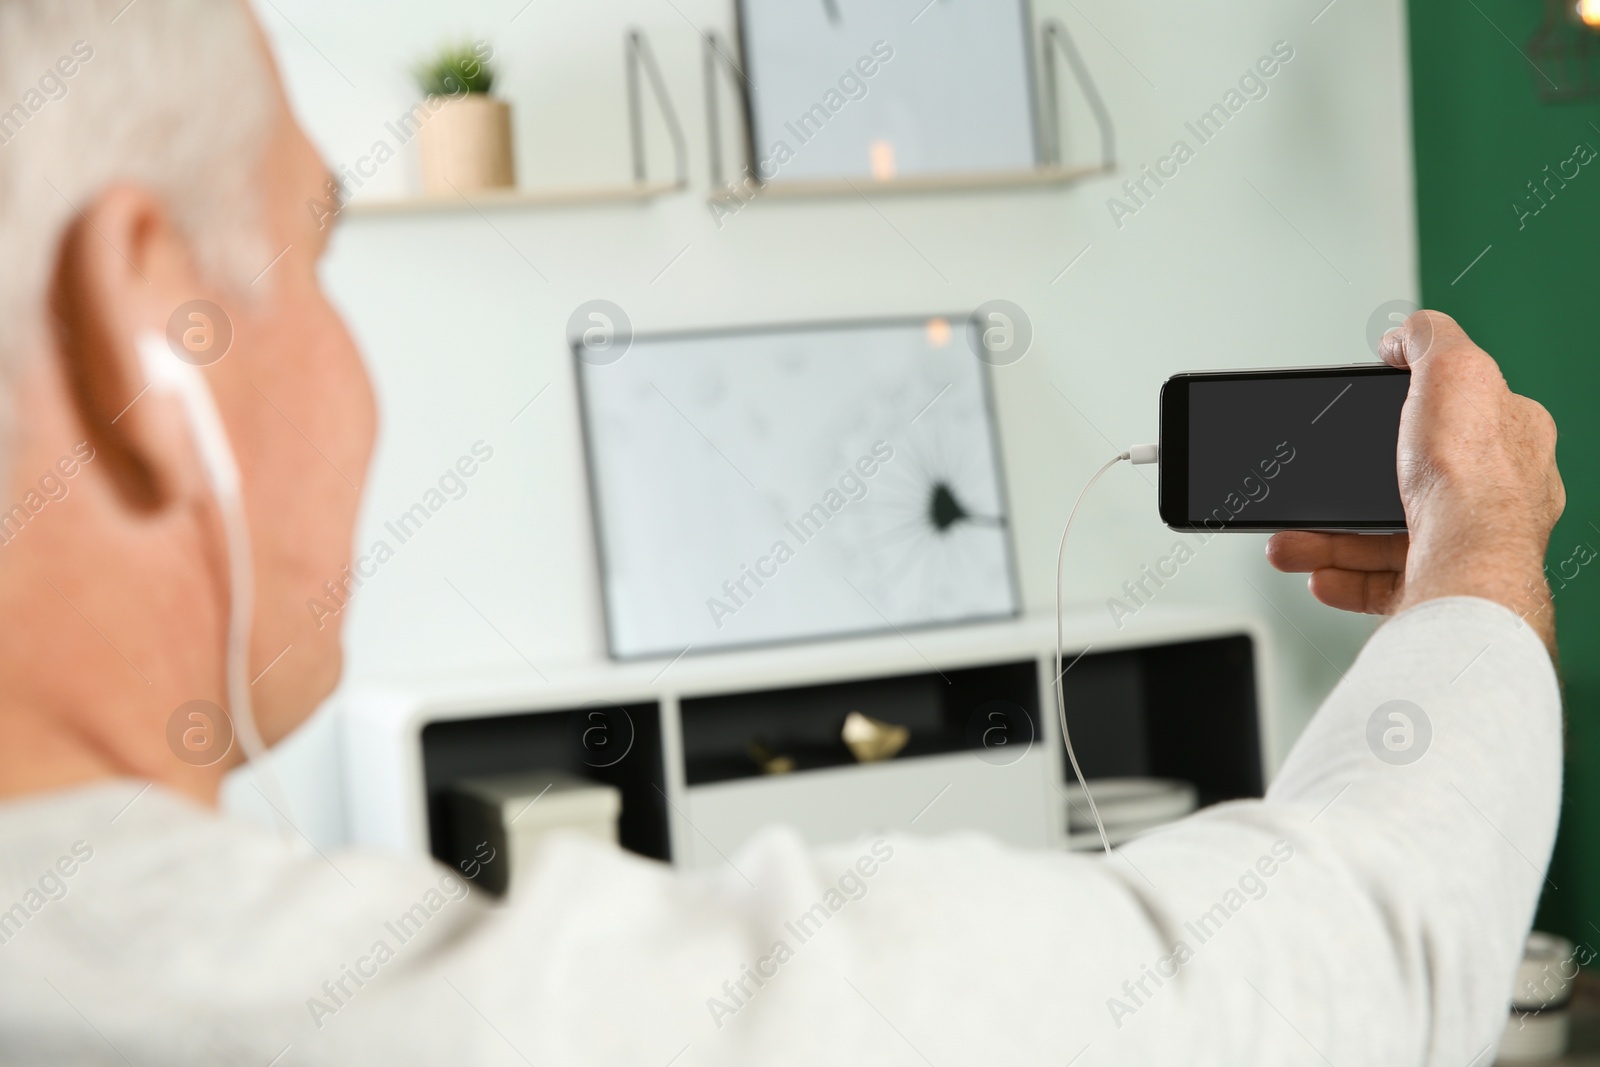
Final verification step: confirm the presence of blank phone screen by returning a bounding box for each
[1187,372,1408,526]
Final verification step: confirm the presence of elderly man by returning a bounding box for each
[0,1,1567,1064]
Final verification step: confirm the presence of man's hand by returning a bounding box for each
[1265,310,1565,656]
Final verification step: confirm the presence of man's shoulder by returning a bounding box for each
[0,778,486,971]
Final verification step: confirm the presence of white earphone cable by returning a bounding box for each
[137,333,295,831]
[1054,444,1158,857]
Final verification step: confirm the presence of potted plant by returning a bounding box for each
[414,41,515,196]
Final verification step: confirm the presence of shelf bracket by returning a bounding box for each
[1039,19,1116,173]
[625,28,689,188]
[702,30,755,191]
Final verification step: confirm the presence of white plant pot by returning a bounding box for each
[419,94,515,197]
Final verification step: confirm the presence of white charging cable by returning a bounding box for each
[1054,443,1159,856]
[136,333,295,829]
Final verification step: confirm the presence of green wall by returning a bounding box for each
[1408,0,1600,939]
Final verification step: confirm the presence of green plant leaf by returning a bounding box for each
[414,41,496,97]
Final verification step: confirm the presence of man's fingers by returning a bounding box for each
[1266,531,1409,573]
[1379,309,1508,407]
[1378,309,1459,376]
[1307,568,1404,615]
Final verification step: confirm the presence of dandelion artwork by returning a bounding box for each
[577,317,1019,659]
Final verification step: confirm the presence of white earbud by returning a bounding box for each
[136,331,240,501]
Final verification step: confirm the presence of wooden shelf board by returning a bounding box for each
[346,179,685,216]
[708,164,1110,204]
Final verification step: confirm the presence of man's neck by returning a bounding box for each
[0,703,222,806]
[0,705,119,799]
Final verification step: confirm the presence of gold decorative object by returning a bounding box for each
[841,710,909,763]
[746,741,794,776]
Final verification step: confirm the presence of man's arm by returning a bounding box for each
[393,591,1556,1066]
[1230,310,1567,1061]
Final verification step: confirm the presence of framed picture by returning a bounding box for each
[734,0,1040,184]
[575,316,1020,659]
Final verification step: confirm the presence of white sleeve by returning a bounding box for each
[332,597,1561,1067]
[1246,595,1563,1063]
[1081,594,1561,1065]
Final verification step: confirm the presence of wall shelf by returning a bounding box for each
[345,180,685,217]
[707,164,1107,205]
[347,27,688,220]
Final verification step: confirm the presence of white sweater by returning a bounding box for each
[0,598,1561,1066]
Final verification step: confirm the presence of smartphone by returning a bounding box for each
[1158,364,1410,532]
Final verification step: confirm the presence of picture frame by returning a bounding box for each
[574,315,1022,659]
[732,0,1041,184]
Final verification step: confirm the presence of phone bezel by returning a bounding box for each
[1158,363,1410,533]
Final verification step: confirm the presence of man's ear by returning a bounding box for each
[49,185,217,512]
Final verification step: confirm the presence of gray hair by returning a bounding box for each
[0,0,277,449]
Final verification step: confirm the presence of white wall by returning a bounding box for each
[234,0,1418,846]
